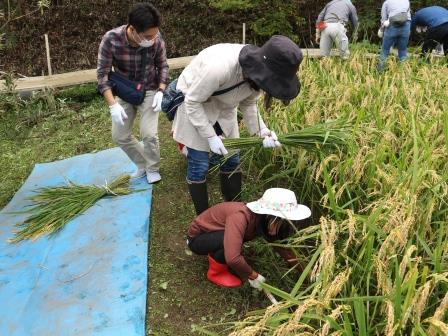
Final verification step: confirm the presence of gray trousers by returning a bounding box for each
[319,22,350,59]
[113,91,160,172]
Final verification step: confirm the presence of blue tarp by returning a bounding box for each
[0,147,152,335]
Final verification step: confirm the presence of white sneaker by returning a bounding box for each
[131,168,146,178]
[146,171,161,184]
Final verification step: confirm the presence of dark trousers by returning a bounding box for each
[422,22,448,56]
[188,231,226,264]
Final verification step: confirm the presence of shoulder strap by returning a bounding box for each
[212,81,246,96]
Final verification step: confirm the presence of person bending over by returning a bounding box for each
[412,6,448,57]
[315,0,359,60]
[172,36,303,215]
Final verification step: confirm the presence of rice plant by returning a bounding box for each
[223,122,349,152]
[222,52,448,335]
[9,174,131,243]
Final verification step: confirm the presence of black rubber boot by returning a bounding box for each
[220,172,242,201]
[188,181,209,215]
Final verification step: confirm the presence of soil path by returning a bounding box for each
[146,116,266,335]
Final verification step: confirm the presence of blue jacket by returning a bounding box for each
[411,6,448,29]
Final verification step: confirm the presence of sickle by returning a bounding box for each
[263,288,279,305]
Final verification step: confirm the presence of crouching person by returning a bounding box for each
[186,188,311,288]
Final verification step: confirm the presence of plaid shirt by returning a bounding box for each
[97,25,169,94]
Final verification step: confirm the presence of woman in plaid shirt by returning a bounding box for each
[97,3,169,183]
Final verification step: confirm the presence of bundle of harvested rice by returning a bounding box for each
[9,174,131,243]
[223,123,348,151]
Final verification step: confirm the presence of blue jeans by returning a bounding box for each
[379,22,411,70]
[186,147,240,183]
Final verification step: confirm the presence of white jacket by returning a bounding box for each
[172,43,267,152]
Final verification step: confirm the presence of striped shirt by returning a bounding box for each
[97,25,169,94]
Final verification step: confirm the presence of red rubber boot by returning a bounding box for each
[206,254,242,288]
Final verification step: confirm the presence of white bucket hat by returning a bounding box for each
[246,188,311,221]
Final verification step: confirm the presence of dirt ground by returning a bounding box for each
[146,116,273,335]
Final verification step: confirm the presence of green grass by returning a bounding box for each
[0,83,294,335]
[0,85,113,207]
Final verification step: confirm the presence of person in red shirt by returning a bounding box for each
[187,188,311,288]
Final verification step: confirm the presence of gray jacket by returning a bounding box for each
[317,0,359,28]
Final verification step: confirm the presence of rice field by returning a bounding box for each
[228,54,448,335]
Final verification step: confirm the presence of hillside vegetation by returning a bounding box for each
[2,0,448,76]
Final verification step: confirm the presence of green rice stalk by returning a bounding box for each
[222,122,348,152]
[9,174,131,243]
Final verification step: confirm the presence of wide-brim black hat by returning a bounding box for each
[239,35,303,101]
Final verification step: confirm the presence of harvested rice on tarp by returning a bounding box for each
[9,174,131,243]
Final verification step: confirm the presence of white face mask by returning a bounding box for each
[133,29,155,48]
[138,39,154,48]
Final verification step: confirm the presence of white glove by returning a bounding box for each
[263,136,281,148]
[268,130,278,141]
[383,19,390,28]
[416,26,427,33]
[257,127,278,140]
[248,273,266,290]
[152,91,163,112]
[257,127,273,138]
[207,135,228,155]
[259,129,281,148]
[109,102,128,126]
[378,28,384,38]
